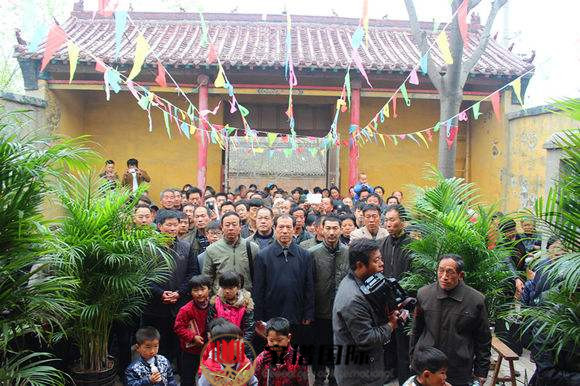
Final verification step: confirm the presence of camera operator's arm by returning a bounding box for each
[340,296,393,349]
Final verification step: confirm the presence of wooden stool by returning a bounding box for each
[491,336,519,386]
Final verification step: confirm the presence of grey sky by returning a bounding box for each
[3,0,579,106]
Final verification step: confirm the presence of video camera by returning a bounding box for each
[359,273,416,319]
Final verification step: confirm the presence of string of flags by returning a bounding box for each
[353,66,534,150]
[35,0,532,154]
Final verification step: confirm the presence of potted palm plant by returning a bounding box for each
[50,173,173,385]
[401,168,513,319]
[0,108,94,385]
[513,99,579,384]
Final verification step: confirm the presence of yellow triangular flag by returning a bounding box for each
[379,133,386,147]
[512,78,523,105]
[67,41,79,83]
[382,103,390,118]
[214,64,226,88]
[127,34,151,81]
[437,31,453,64]
[416,132,429,148]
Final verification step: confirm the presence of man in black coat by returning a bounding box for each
[410,254,491,386]
[253,214,315,349]
[379,204,413,383]
[142,210,200,362]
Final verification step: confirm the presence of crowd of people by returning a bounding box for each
[101,158,564,386]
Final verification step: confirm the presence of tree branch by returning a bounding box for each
[460,0,508,85]
[404,0,442,91]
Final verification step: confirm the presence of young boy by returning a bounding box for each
[206,271,255,358]
[125,326,177,386]
[173,275,212,386]
[253,317,309,385]
[198,318,258,386]
[403,347,450,386]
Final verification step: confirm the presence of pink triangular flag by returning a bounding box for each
[490,91,501,121]
[155,60,167,87]
[458,0,469,47]
[95,58,107,73]
[392,93,398,118]
[40,25,67,72]
[409,69,419,85]
[208,43,218,64]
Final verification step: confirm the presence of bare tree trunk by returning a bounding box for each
[405,0,507,178]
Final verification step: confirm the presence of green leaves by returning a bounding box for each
[402,168,512,319]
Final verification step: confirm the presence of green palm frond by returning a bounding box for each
[402,169,513,319]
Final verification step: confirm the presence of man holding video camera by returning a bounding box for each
[332,238,400,386]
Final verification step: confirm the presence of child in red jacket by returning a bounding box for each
[174,275,211,386]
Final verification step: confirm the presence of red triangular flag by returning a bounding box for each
[458,0,469,47]
[98,0,113,17]
[392,93,398,118]
[446,126,458,149]
[208,44,218,64]
[95,58,107,73]
[490,91,501,121]
[155,60,167,87]
[425,128,433,142]
[281,135,289,143]
[41,25,67,72]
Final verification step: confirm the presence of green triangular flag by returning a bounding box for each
[400,83,411,107]
[283,148,292,157]
[138,95,150,110]
[472,102,481,119]
[433,122,441,132]
[163,110,171,138]
[267,132,277,146]
[309,148,318,157]
[345,69,351,108]
[238,104,249,117]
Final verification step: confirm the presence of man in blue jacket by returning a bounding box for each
[253,214,315,349]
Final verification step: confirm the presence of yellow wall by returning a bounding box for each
[338,98,466,203]
[51,89,222,201]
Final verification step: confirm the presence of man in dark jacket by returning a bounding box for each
[410,254,491,386]
[309,215,349,386]
[379,204,413,383]
[250,207,275,249]
[253,214,315,348]
[333,238,399,386]
[291,206,313,244]
[142,210,200,362]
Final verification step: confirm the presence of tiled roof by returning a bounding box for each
[16,11,533,76]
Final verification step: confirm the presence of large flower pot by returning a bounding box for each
[69,356,117,386]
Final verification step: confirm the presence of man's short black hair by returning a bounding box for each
[126,158,138,167]
[274,214,296,227]
[156,209,180,225]
[290,206,306,216]
[186,187,202,198]
[329,186,340,193]
[176,211,187,220]
[105,159,115,165]
[216,192,227,199]
[359,185,370,194]
[235,200,249,210]
[385,195,400,204]
[248,184,258,190]
[138,195,152,205]
[339,213,356,225]
[374,185,384,194]
[439,253,465,273]
[248,198,264,208]
[218,271,242,288]
[305,214,318,227]
[207,219,221,231]
[266,317,291,336]
[135,203,152,211]
[257,206,274,217]
[362,203,381,215]
[349,238,380,270]
[189,274,212,290]
[209,318,243,341]
[220,201,235,209]
[313,187,322,194]
[411,347,448,374]
[367,193,382,203]
[221,211,241,223]
[322,215,341,227]
[205,186,216,196]
[291,187,302,195]
[135,326,160,344]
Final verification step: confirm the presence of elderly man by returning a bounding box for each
[410,254,491,386]
[350,204,388,242]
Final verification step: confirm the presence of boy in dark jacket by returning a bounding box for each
[253,317,309,386]
[206,271,255,359]
[173,275,211,386]
[125,326,177,386]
